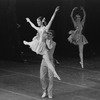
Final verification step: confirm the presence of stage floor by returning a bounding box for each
[0,57,100,100]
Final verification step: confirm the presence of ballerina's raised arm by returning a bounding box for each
[71,7,78,26]
[26,17,39,31]
[46,6,60,31]
[81,7,86,26]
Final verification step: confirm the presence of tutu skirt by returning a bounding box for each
[23,36,47,55]
[68,33,88,45]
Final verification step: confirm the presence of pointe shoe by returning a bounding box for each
[54,72,61,80]
[23,41,28,45]
[48,95,53,99]
[41,92,47,98]
[57,75,61,80]
[80,61,84,68]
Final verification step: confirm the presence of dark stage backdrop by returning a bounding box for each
[0,0,100,61]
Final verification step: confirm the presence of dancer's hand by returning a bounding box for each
[26,18,30,22]
[71,7,78,17]
[55,6,60,12]
[80,6,86,15]
[73,7,78,11]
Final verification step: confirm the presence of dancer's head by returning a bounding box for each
[47,30,55,40]
[37,16,43,26]
[37,16,47,26]
[75,14,81,22]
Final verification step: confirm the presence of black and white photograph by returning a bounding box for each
[0,0,100,100]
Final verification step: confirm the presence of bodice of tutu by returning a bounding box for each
[38,26,47,42]
[75,22,82,33]
[34,26,48,54]
[72,23,83,40]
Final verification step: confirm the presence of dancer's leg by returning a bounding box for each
[40,59,48,97]
[40,59,48,91]
[23,40,33,46]
[79,44,84,68]
[48,67,54,98]
[43,50,61,80]
[23,41,29,45]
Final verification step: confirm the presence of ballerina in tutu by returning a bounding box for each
[68,7,88,68]
[23,6,61,80]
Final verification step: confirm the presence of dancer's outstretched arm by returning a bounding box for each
[26,18,39,30]
[46,6,59,31]
[81,7,86,26]
[71,7,77,26]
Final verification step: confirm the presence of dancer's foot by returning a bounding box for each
[54,72,61,80]
[48,95,53,99]
[41,92,47,98]
[48,92,53,99]
[80,61,84,68]
[23,41,29,45]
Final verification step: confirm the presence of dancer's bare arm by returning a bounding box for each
[26,18,39,30]
[46,6,59,31]
[71,7,77,26]
[81,7,86,26]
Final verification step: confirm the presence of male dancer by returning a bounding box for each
[40,30,57,98]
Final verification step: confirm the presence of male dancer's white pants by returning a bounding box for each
[40,58,54,97]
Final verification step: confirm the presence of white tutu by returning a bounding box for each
[23,36,39,52]
[23,36,47,55]
[68,30,88,45]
